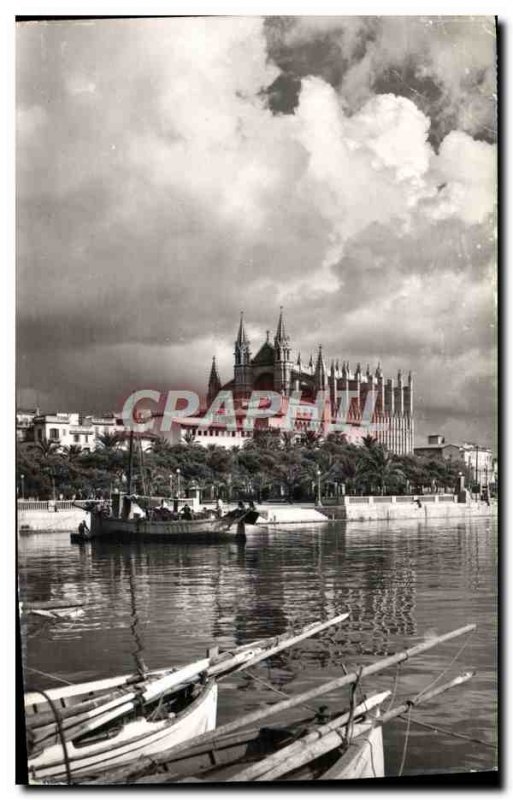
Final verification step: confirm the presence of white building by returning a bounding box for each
[16,408,39,441]
[460,442,496,488]
[28,411,157,453]
[32,413,96,451]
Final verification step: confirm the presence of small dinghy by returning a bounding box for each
[24,613,349,783]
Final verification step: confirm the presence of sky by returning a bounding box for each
[16,15,497,447]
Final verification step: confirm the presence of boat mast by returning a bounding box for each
[126,430,134,495]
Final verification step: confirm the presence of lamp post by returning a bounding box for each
[20,473,25,500]
[316,467,322,506]
[169,474,173,496]
[176,468,181,499]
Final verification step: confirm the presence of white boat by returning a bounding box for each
[27,679,217,783]
[24,614,349,784]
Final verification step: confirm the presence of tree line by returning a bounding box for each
[16,430,474,502]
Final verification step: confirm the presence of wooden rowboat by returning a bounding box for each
[24,613,349,784]
[27,679,217,783]
[114,692,389,783]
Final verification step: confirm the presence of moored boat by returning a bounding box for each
[24,613,349,784]
[82,497,259,543]
[85,623,476,785]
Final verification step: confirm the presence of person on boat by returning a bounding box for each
[78,520,90,538]
[181,504,193,520]
[215,498,224,518]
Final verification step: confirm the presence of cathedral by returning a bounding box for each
[205,308,414,455]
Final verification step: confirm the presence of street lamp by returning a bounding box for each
[176,468,181,498]
[20,473,25,500]
[316,467,322,506]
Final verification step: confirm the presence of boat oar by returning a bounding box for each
[90,623,475,784]
[227,691,391,782]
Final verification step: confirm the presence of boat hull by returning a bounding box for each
[121,715,384,783]
[89,514,247,543]
[28,680,218,784]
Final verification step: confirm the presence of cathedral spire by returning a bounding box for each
[275,306,288,344]
[234,311,251,394]
[236,311,248,346]
[273,306,292,394]
[314,345,328,391]
[207,356,221,405]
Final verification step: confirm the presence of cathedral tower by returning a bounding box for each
[314,345,328,393]
[234,312,252,396]
[273,307,292,394]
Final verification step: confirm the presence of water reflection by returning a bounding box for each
[18,518,497,776]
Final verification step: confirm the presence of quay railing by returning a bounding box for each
[18,500,87,512]
[322,493,457,506]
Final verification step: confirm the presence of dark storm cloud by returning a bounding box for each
[264,16,497,148]
[16,17,497,445]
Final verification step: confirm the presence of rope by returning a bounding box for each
[25,666,73,685]
[394,627,475,776]
[243,669,318,714]
[34,689,73,785]
[413,629,475,703]
[344,666,363,744]
[398,714,497,748]
[398,701,413,776]
[385,662,402,713]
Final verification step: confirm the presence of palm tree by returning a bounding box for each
[30,440,61,461]
[356,444,406,495]
[62,444,82,462]
[183,429,198,446]
[361,433,377,450]
[96,432,122,451]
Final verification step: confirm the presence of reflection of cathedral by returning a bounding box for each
[206,308,414,454]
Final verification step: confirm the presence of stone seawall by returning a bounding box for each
[18,509,90,533]
[319,498,496,522]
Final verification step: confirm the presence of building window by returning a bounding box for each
[73,434,80,443]
[49,428,59,440]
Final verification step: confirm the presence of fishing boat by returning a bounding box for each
[72,429,259,543]
[24,614,349,783]
[107,691,389,783]
[85,623,476,785]
[85,496,259,543]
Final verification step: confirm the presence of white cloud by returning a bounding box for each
[429,130,497,224]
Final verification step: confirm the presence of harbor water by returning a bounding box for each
[18,517,498,779]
